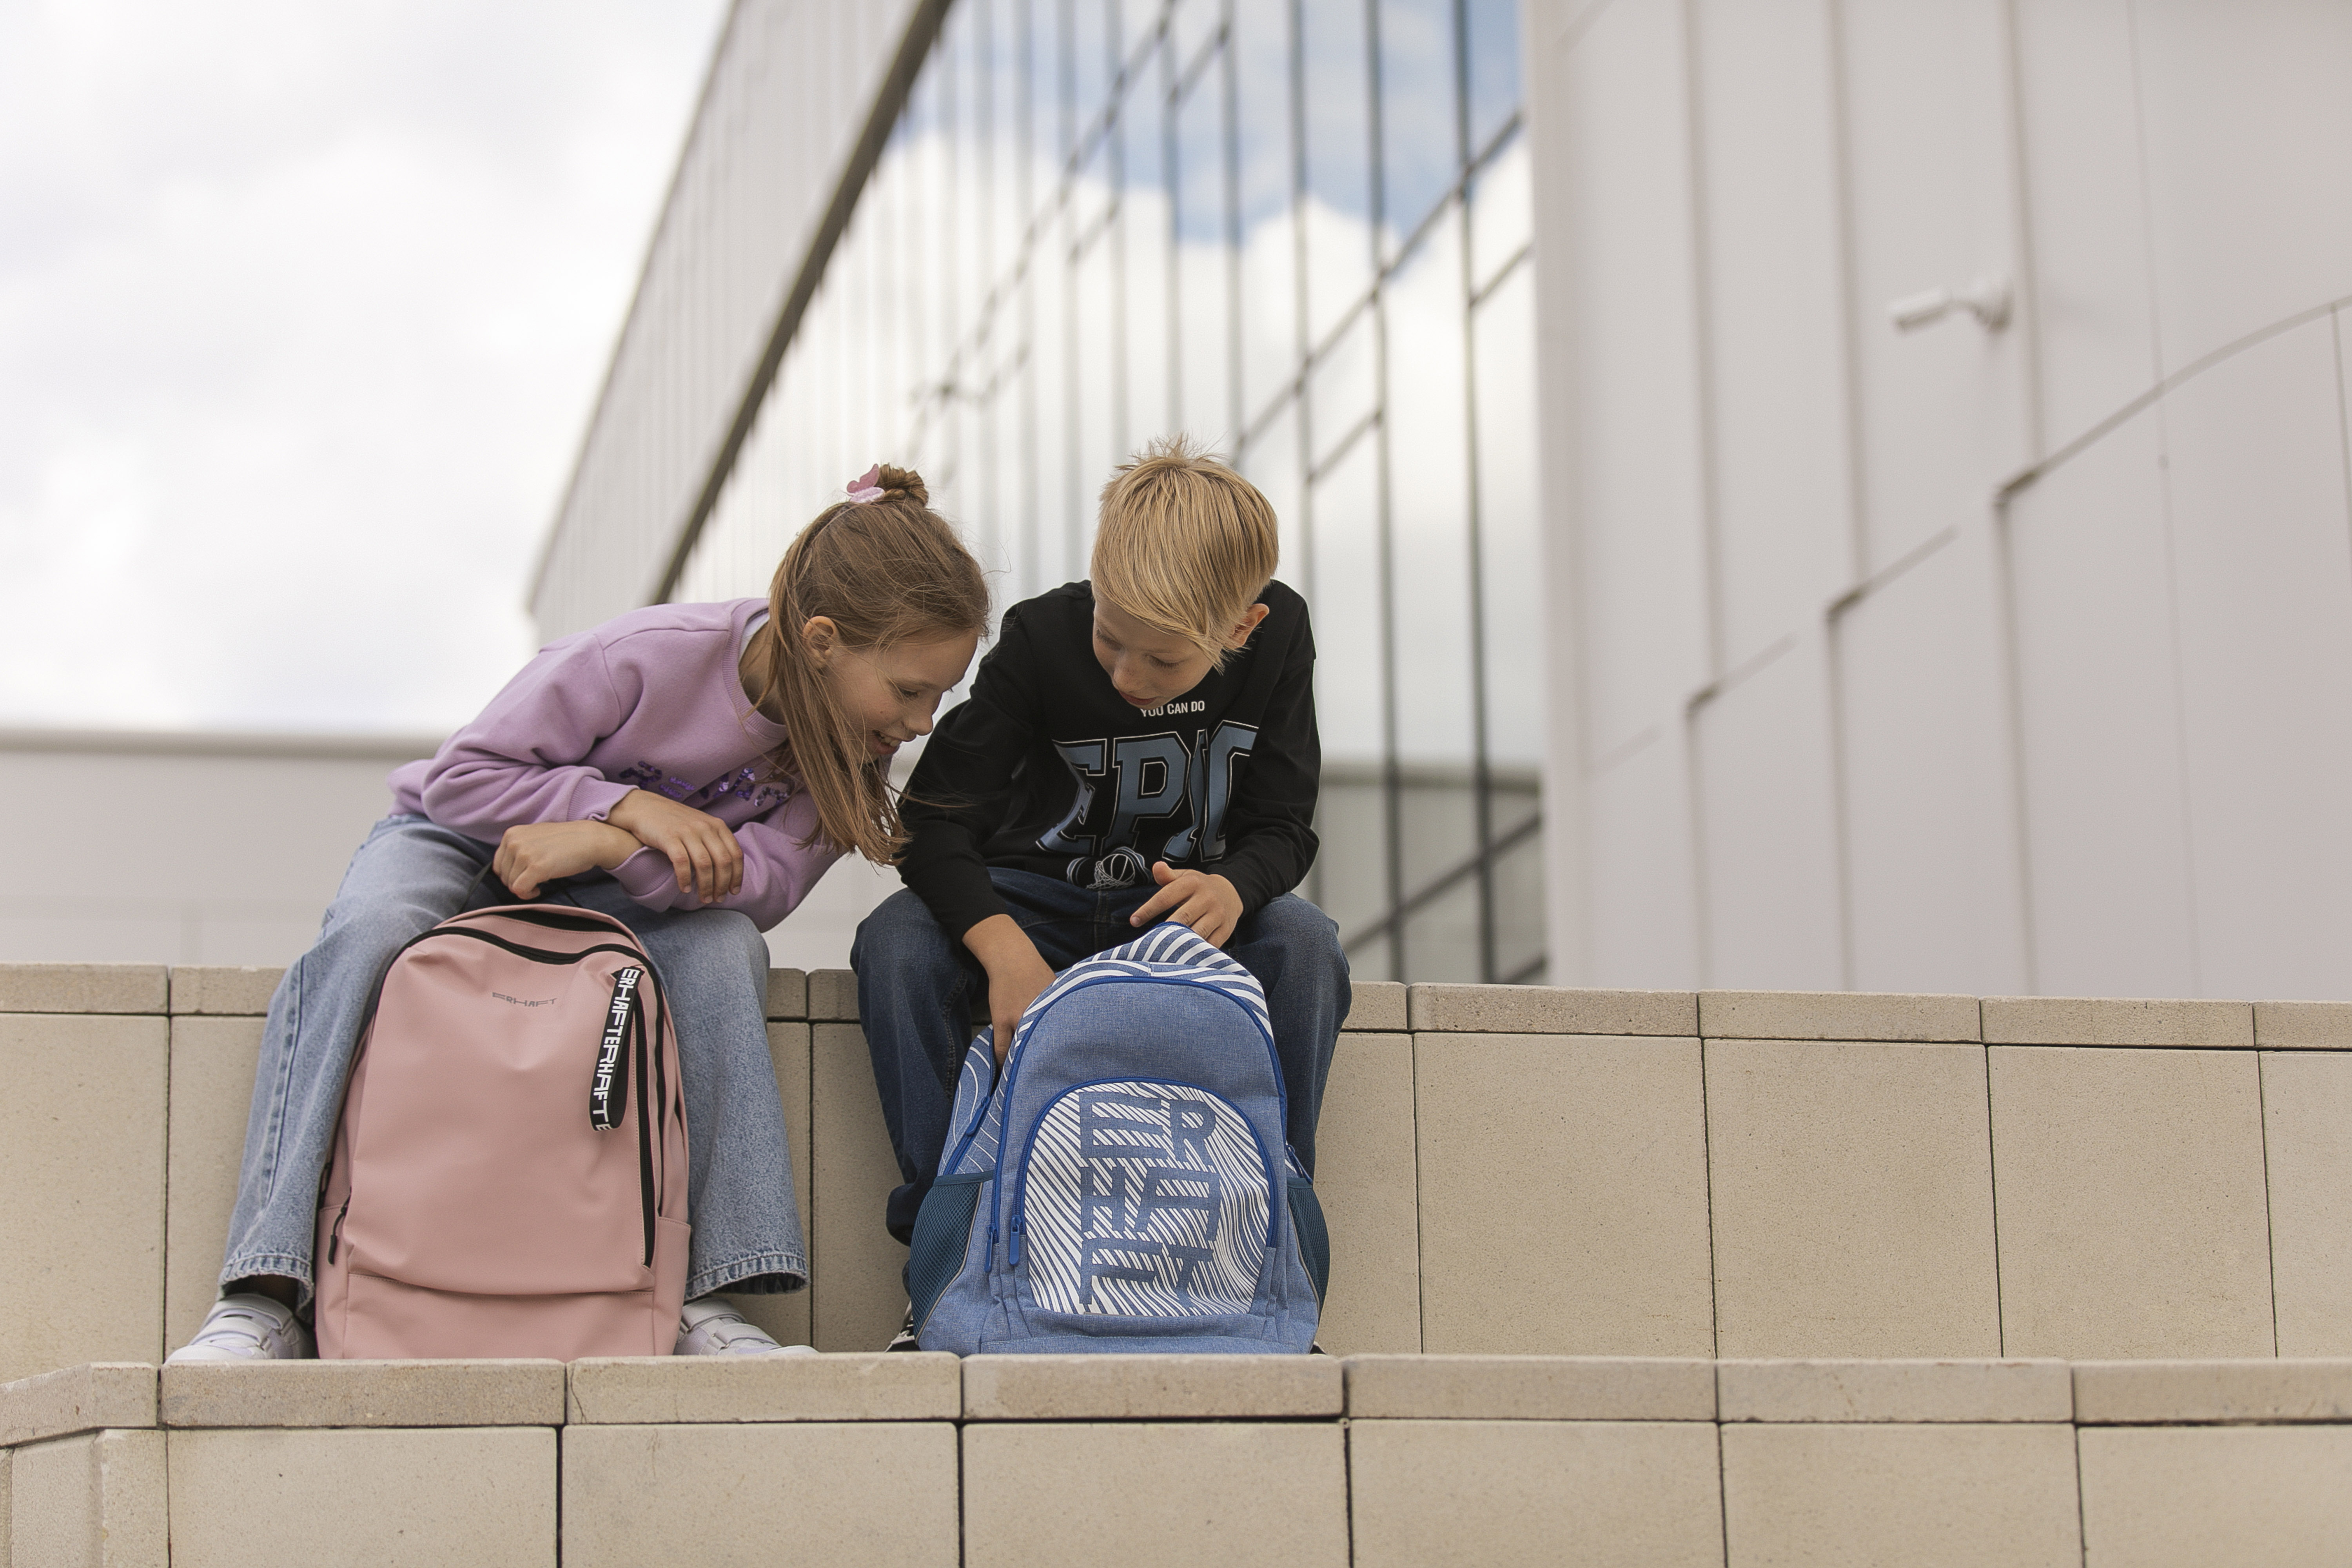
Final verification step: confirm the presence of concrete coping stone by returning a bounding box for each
[1716,1360,2073,1424]
[1699,991,1980,1042]
[1982,996,2253,1047]
[808,968,859,1021]
[2252,1000,2352,1049]
[961,1355,1343,1421]
[0,1363,158,1447]
[567,1354,960,1423]
[2072,1361,2352,1425]
[1344,1356,1716,1421]
[764,967,808,1021]
[160,1359,566,1428]
[1409,985,1697,1036]
[0,964,169,1015]
[1348,981,1407,1031]
[167,966,285,1016]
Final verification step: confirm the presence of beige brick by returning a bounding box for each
[2072,1359,2352,1424]
[1348,980,1407,1031]
[964,1422,1347,1568]
[8,1430,166,1568]
[1350,1421,1723,1568]
[166,1426,555,1566]
[2253,999,2352,1049]
[0,1365,156,1447]
[1982,995,2252,1047]
[1706,1040,2000,1357]
[562,1422,957,1567]
[0,1016,167,1384]
[1717,1360,2071,1424]
[1721,1424,2080,1567]
[765,966,807,1020]
[1699,991,1980,1042]
[725,1022,813,1351]
[163,1017,262,1352]
[809,1022,904,1351]
[2260,1052,2352,1354]
[0,965,167,1016]
[1989,1047,2274,1357]
[566,1352,959,1423]
[961,1355,1341,1421]
[809,968,859,1021]
[1415,1034,1712,1355]
[160,1359,564,1428]
[165,967,281,1016]
[1409,985,1697,1035]
[2078,1427,2352,1566]
[1310,1032,1418,1354]
[1345,1356,1715,1421]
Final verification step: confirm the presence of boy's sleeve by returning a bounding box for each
[895,613,1041,937]
[608,785,846,931]
[1211,627,1322,915]
[418,634,637,838]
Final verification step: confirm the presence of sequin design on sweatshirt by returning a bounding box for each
[614,761,793,816]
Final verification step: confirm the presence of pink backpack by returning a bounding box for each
[314,904,690,1359]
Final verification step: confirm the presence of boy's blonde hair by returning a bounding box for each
[1091,436,1280,667]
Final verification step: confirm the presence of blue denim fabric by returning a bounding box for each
[852,868,1350,1242]
[218,815,808,1307]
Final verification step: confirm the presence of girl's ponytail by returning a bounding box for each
[741,466,989,863]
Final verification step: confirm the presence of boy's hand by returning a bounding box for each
[1131,862,1243,947]
[964,913,1058,1063]
[608,788,743,904]
[494,820,641,899]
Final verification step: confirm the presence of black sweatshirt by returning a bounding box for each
[898,579,1321,936]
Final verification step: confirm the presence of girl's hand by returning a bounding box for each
[607,789,744,905]
[494,820,641,899]
[1130,862,1244,947]
[963,914,1059,1063]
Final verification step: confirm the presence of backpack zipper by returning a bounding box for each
[325,1196,350,1263]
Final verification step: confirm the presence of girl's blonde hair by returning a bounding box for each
[740,465,989,863]
[1091,436,1280,669]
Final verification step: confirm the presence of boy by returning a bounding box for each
[852,438,1351,1341]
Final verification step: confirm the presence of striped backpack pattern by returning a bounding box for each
[909,922,1329,1354]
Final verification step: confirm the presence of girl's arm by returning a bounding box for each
[604,782,844,929]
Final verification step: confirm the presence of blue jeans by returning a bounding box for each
[220,815,809,1307]
[852,869,1351,1242]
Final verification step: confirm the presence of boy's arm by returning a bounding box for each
[1200,646,1322,913]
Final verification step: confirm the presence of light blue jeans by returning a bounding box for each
[218,815,809,1308]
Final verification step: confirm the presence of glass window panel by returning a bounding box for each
[1239,399,1306,593]
[1377,0,1461,249]
[1121,44,1174,441]
[1171,38,1225,244]
[1402,875,1483,981]
[1308,428,1386,767]
[1315,762,1392,975]
[1118,0,1163,63]
[1465,0,1519,153]
[1170,0,1220,68]
[1032,0,1065,169]
[1489,817,1546,980]
[1174,49,1234,444]
[1467,130,1530,298]
[1306,307,1377,472]
[1229,0,1291,231]
[1072,0,1111,134]
[1299,0,1375,345]
[1471,256,1541,769]
[1073,230,1120,513]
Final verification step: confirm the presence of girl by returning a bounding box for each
[171,465,988,1360]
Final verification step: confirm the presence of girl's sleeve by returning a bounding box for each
[418,635,639,837]
[607,780,846,931]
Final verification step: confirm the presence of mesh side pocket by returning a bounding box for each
[1286,1176,1330,1308]
[907,1171,988,1334]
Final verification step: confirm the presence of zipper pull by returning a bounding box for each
[1009,1214,1024,1267]
[326,1197,350,1263]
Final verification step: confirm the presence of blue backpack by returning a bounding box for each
[909,922,1330,1354]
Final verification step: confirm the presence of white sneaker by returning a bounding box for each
[167,1293,313,1364]
[675,1298,818,1357]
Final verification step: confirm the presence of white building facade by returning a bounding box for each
[539,0,2352,1000]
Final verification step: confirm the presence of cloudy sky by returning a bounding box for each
[0,0,728,736]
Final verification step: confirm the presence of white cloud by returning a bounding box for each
[0,0,727,733]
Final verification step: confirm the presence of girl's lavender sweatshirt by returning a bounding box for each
[387,598,842,931]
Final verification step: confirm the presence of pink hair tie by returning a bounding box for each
[843,464,886,505]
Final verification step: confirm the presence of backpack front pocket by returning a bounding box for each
[1008,1078,1276,1320]
[908,1170,989,1334]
